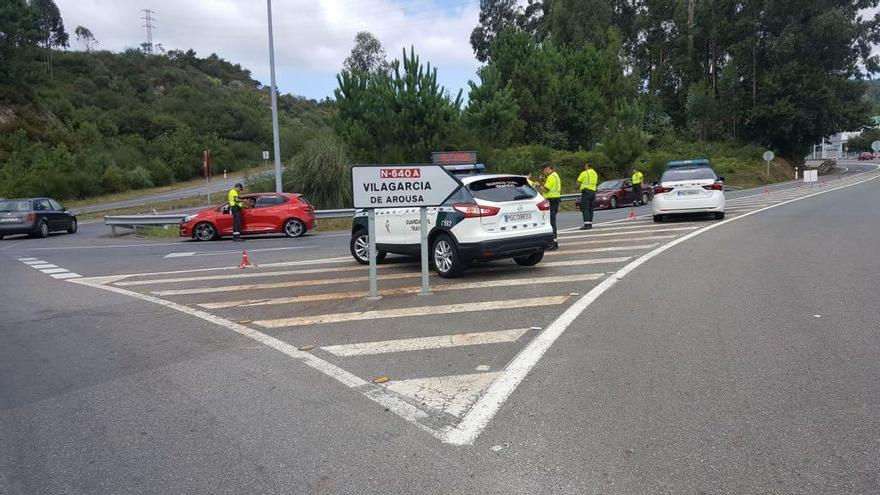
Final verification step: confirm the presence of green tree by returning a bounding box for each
[343,31,389,75]
[0,0,40,81]
[464,66,522,147]
[74,25,97,52]
[470,0,520,62]
[30,0,68,77]
[598,99,649,173]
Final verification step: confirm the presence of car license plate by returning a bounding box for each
[503,212,532,223]
[0,217,18,222]
[677,190,700,196]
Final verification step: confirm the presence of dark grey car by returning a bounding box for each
[0,198,78,239]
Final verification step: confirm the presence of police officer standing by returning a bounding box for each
[631,168,644,206]
[228,182,245,242]
[577,162,598,230]
[540,162,561,250]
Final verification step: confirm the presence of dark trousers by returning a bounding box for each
[580,190,595,224]
[231,205,242,237]
[549,198,560,241]
[632,184,642,205]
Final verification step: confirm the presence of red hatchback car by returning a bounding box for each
[179,193,316,241]
[576,178,653,210]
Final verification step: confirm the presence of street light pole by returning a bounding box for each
[266,0,283,193]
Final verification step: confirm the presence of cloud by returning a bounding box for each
[56,0,480,99]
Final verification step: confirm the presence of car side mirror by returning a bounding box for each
[221,206,230,214]
[651,181,658,187]
[717,176,726,182]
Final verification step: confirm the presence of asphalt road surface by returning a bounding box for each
[2,164,878,494]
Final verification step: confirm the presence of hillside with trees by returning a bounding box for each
[0,0,331,200]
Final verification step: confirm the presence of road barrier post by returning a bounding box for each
[367,208,379,300]
[419,207,431,295]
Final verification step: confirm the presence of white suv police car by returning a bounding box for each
[350,174,554,277]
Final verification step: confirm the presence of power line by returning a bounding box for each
[141,8,156,54]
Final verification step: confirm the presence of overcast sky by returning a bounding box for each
[56,0,481,100]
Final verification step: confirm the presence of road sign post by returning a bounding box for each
[803,169,818,189]
[352,164,463,298]
[763,150,774,178]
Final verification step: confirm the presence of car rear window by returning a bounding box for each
[467,177,537,202]
[597,180,621,191]
[0,200,31,212]
[661,168,717,182]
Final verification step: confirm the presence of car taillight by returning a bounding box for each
[702,183,723,191]
[453,203,501,218]
[654,185,674,194]
[537,199,550,211]
[26,213,35,223]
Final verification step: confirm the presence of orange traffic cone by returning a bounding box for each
[239,250,256,269]
[627,208,637,220]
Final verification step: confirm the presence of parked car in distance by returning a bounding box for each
[652,166,725,222]
[575,178,653,210]
[0,198,78,240]
[179,193,316,241]
[858,152,874,160]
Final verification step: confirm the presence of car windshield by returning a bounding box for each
[468,177,537,202]
[0,200,31,212]
[597,180,622,191]
[661,168,717,182]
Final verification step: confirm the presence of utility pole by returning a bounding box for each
[141,9,155,54]
[266,0,283,193]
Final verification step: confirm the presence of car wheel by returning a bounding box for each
[609,196,618,209]
[35,220,49,238]
[67,218,77,234]
[641,192,650,204]
[432,233,464,278]
[514,251,544,267]
[714,211,725,220]
[653,215,664,223]
[193,222,217,241]
[283,218,306,238]
[350,230,386,265]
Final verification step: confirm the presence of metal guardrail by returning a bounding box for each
[314,208,356,219]
[104,213,188,236]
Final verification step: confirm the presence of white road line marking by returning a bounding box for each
[17,257,38,261]
[22,242,190,251]
[78,255,353,283]
[442,167,880,445]
[40,268,69,274]
[116,264,380,286]
[547,244,658,256]
[561,234,677,246]
[51,272,81,279]
[253,295,570,328]
[22,260,48,265]
[68,277,440,440]
[30,264,57,269]
[322,328,531,357]
[540,256,632,267]
[385,373,501,418]
[163,246,310,258]
[561,223,697,235]
[199,274,603,309]
[152,272,424,296]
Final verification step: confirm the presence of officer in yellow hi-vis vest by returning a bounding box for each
[577,162,598,230]
[631,168,644,206]
[228,183,245,242]
[540,162,561,250]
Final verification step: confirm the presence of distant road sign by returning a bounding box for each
[872,141,880,152]
[262,150,270,160]
[352,164,462,208]
[804,169,818,183]
[763,151,775,161]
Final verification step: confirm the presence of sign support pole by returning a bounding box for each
[419,207,431,295]
[367,208,379,300]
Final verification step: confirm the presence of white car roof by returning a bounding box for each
[459,174,524,185]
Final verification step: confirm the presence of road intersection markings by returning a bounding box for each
[17,257,81,280]
[560,226,699,238]
[252,296,571,328]
[561,235,678,247]
[199,273,604,309]
[546,243,659,256]
[162,245,311,259]
[115,264,387,286]
[151,272,425,296]
[62,167,880,445]
[321,328,531,357]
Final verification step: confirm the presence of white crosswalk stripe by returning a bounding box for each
[253,296,570,328]
[546,243,658,256]
[322,328,531,356]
